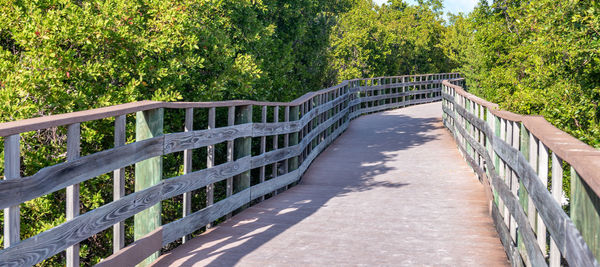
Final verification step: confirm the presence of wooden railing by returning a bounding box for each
[442,80,600,267]
[0,73,459,266]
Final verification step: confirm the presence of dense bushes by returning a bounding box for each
[0,0,354,265]
[441,0,600,148]
[327,0,454,82]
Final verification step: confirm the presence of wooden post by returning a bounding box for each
[283,106,290,175]
[549,152,563,267]
[66,123,81,267]
[134,108,163,266]
[206,107,215,228]
[182,108,193,243]
[113,115,126,253]
[226,106,235,218]
[259,106,267,202]
[537,141,549,255]
[4,134,20,248]
[289,106,299,172]
[233,105,252,194]
[272,106,279,196]
[571,167,600,260]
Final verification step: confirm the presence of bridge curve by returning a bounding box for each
[150,102,509,266]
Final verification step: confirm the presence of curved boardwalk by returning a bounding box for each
[151,102,509,266]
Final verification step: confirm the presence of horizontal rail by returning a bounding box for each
[0,73,458,266]
[442,80,600,266]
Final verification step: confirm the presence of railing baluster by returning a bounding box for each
[113,115,126,252]
[283,106,290,191]
[510,121,520,243]
[3,134,20,248]
[182,108,193,243]
[259,106,267,202]
[66,123,81,267]
[272,106,279,196]
[206,107,215,228]
[528,131,538,230]
[549,152,563,267]
[537,141,549,255]
[226,106,235,218]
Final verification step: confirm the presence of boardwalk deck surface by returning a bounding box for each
[151,102,509,266]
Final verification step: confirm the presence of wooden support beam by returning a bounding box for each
[3,134,20,248]
[182,108,193,243]
[66,123,81,267]
[233,105,252,195]
[113,115,126,253]
[288,106,299,173]
[571,167,600,260]
[134,108,163,267]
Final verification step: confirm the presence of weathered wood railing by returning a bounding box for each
[0,73,459,266]
[443,80,600,267]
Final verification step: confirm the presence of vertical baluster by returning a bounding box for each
[510,121,520,242]
[259,106,267,202]
[66,123,80,267]
[284,106,290,176]
[528,131,538,229]
[549,152,563,267]
[206,107,215,228]
[272,106,279,196]
[289,105,299,176]
[113,115,126,252]
[4,134,20,248]
[537,141,549,255]
[226,106,235,218]
[182,108,193,243]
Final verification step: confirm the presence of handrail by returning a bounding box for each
[0,73,459,266]
[442,79,600,267]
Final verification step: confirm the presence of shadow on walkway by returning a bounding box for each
[151,103,507,266]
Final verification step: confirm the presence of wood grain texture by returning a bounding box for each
[135,108,164,267]
[182,108,193,244]
[164,123,252,154]
[442,105,545,266]
[549,152,563,267]
[206,107,216,220]
[0,155,252,267]
[0,136,164,210]
[0,73,460,266]
[571,168,600,261]
[66,123,81,267]
[443,95,600,267]
[0,179,164,266]
[96,227,163,267]
[161,189,251,246]
[113,115,126,253]
[3,134,20,248]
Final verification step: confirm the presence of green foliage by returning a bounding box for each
[327,0,454,82]
[0,0,352,265]
[442,0,600,148]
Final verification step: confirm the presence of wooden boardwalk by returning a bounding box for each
[150,102,509,266]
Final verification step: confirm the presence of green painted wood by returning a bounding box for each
[134,108,163,267]
[233,105,252,194]
[571,167,600,261]
[289,106,300,172]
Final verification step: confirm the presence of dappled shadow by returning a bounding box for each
[150,103,446,266]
